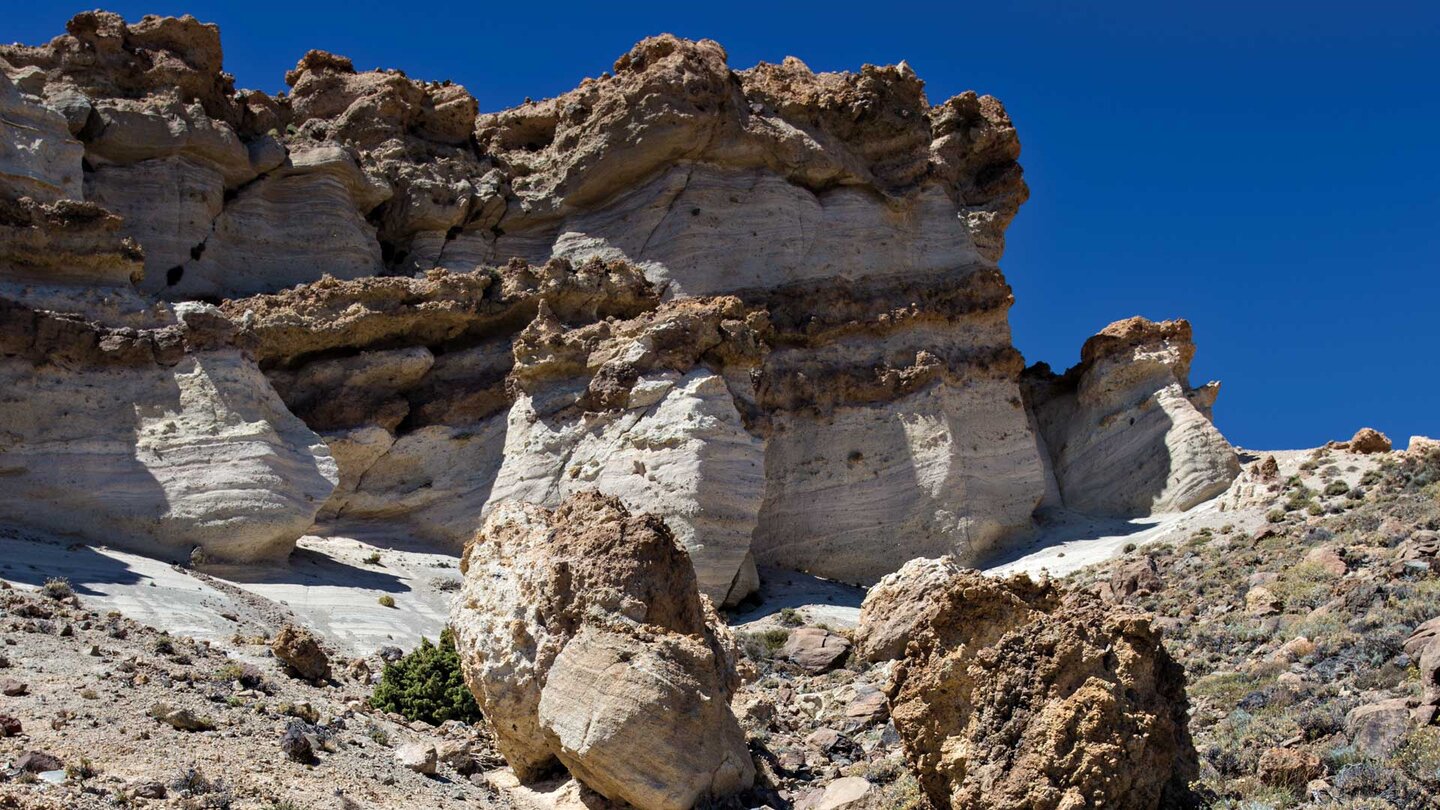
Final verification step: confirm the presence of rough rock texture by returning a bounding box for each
[1328,427,1392,454]
[271,624,332,683]
[449,492,754,808]
[1025,317,1239,515]
[859,562,1197,810]
[1405,617,1440,708]
[853,556,966,663]
[0,65,83,203]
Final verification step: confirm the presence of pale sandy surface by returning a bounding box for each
[0,528,457,658]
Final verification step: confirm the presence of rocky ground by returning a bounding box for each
[0,579,512,809]
[1067,441,1440,808]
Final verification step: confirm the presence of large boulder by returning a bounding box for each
[854,556,968,662]
[858,562,1197,810]
[449,492,754,809]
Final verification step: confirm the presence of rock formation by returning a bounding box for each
[0,191,335,564]
[449,492,753,809]
[857,560,1197,810]
[1328,426,1393,454]
[1025,317,1239,515]
[0,11,1239,593]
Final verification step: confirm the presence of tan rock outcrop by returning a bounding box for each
[449,493,753,808]
[859,562,1197,810]
[854,556,967,662]
[1025,317,1239,515]
[1328,427,1392,454]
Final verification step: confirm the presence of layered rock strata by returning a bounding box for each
[0,243,336,561]
[857,558,1198,810]
[1025,317,1239,515]
[0,12,1240,595]
[449,492,754,808]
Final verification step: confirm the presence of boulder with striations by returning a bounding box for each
[449,492,754,809]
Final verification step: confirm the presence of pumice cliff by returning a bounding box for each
[0,12,1238,598]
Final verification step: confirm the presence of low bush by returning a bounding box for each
[370,628,481,726]
[41,577,73,600]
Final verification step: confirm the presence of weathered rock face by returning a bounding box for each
[223,258,660,553]
[1025,317,1239,515]
[858,561,1197,810]
[0,13,392,299]
[0,296,337,561]
[1,11,1239,592]
[0,65,83,203]
[449,492,753,809]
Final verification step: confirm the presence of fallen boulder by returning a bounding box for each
[271,624,331,683]
[860,562,1196,810]
[779,627,851,674]
[450,492,754,809]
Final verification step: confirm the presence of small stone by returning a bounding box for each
[1,678,28,696]
[16,750,62,773]
[0,715,22,736]
[148,702,216,732]
[1245,585,1282,616]
[1258,747,1323,788]
[806,727,842,750]
[280,701,319,724]
[1302,546,1347,576]
[1274,636,1316,662]
[131,781,167,799]
[843,685,888,725]
[281,719,316,763]
[436,738,477,774]
[798,776,873,810]
[779,627,851,674]
[396,741,438,775]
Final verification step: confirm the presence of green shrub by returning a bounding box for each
[370,628,481,726]
[740,628,790,661]
[1325,479,1352,497]
[377,594,396,608]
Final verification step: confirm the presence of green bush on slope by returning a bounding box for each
[370,627,481,725]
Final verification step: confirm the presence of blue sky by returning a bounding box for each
[9,1,1438,449]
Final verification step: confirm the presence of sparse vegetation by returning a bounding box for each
[377,594,396,608]
[1067,445,1440,806]
[41,576,73,600]
[740,628,790,662]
